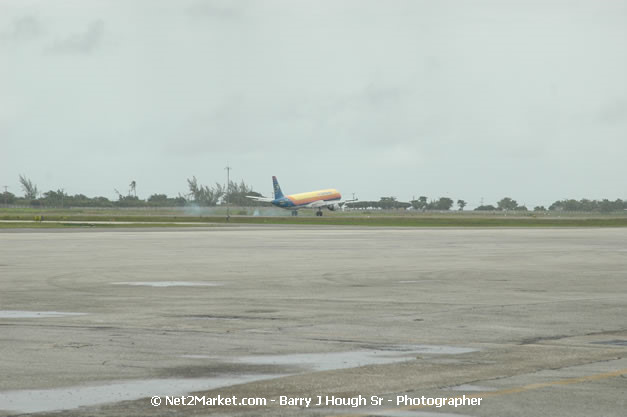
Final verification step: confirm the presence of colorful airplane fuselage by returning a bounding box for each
[273,189,342,209]
[247,176,351,216]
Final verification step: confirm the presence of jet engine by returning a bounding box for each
[327,203,342,211]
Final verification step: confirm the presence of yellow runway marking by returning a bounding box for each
[326,367,627,417]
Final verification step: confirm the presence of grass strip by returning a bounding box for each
[2,215,627,228]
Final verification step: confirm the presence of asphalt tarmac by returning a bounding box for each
[1,226,626,416]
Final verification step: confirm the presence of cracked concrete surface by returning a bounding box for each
[0,226,626,416]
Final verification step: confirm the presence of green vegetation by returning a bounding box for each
[549,198,627,212]
[204,216,627,227]
[3,175,627,215]
[497,197,522,211]
[186,177,265,207]
[396,196,456,211]
[1,209,626,228]
[18,174,38,200]
[3,175,267,209]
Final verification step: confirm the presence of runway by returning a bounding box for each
[1,226,626,416]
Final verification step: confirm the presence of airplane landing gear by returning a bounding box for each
[291,210,298,216]
[316,209,323,217]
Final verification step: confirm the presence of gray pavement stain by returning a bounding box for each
[591,339,627,346]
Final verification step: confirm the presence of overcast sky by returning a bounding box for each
[1,0,626,207]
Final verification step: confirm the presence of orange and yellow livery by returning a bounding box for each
[287,189,342,206]
[247,176,354,216]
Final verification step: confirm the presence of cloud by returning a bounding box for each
[187,1,243,19]
[599,99,627,125]
[2,1,626,203]
[47,20,104,54]
[1,16,43,41]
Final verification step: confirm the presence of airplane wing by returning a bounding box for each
[305,199,358,209]
[246,195,274,203]
[305,200,331,208]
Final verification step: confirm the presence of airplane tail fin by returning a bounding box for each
[272,176,284,199]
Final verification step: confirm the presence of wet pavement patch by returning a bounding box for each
[245,309,279,313]
[184,314,279,320]
[0,344,477,413]
[0,310,86,318]
[112,281,222,287]
[362,344,477,354]
[235,345,478,372]
[0,375,281,414]
[447,384,497,392]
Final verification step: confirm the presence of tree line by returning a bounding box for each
[0,175,266,208]
[304,195,626,213]
[2,175,626,212]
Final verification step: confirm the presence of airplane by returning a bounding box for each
[246,176,356,216]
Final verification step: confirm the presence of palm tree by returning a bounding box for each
[129,180,136,197]
[19,174,38,200]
